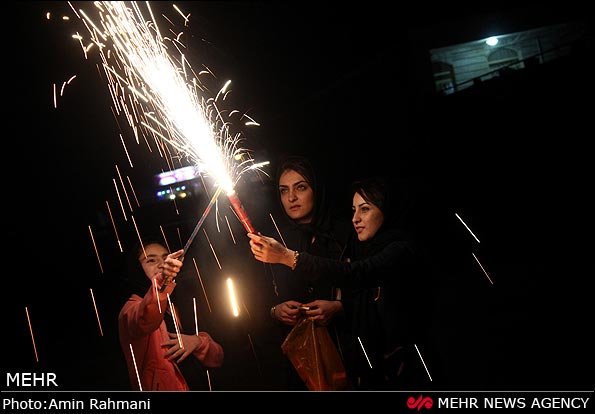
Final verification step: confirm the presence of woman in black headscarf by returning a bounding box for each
[262,155,351,389]
[250,177,433,390]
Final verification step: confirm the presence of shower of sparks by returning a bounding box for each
[87,225,104,273]
[414,344,433,382]
[269,213,287,248]
[129,344,142,391]
[25,307,39,363]
[126,175,141,207]
[472,252,494,285]
[113,178,128,221]
[225,215,236,244]
[159,225,171,253]
[89,288,104,336]
[131,215,146,258]
[203,229,222,269]
[115,165,133,211]
[206,369,212,391]
[192,258,212,313]
[167,294,183,349]
[73,2,261,201]
[119,133,133,167]
[105,200,123,252]
[226,277,240,317]
[357,336,373,369]
[247,333,262,377]
[193,297,199,336]
[455,213,481,243]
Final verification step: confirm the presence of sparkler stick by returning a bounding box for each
[159,186,223,292]
[182,187,223,255]
[227,190,256,233]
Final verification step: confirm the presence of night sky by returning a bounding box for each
[6,1,593,394]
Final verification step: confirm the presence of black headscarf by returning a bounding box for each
[350,177,412,259]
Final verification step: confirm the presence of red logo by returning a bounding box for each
[407,395,433,411]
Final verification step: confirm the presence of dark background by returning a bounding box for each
[5,1,593,392]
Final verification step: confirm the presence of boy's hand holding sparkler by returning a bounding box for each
[159,249,185,292]
[248,233,299,269]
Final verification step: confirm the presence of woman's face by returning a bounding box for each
[279,169,315,224]
[138,243,169,281]
[352,192,384,241]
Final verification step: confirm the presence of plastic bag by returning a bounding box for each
[281,318,351,391]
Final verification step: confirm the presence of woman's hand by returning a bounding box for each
[162,332,202,363]
[272,300,302,325]
[248,233,294,267]
[302,300,343,326]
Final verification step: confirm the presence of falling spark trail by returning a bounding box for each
[53,83,57,108]
[203,229,221,269]
[414,344,433,382]
[153,278,162,313]
[193,297,199,336]
[89,288,104,336]
[226,278,240,317]
[126,176,141,207]
[115,165,133,211]
[120,133,133,167]
[225,215,236,244]
[159,225,171,253]
[358,336,373,369]
[247,333,262,378]
[129,344,142,391]
[176,228,183,250]
[131,215,146,258]
[167,294,183,349]
[25,307,39,363]
[60,81,67,97]
[88,225,104,273]
[113,178,127,221]
[105,200,123,252]
[192,258,212,313]
[455,213,481,243]
[206,370,212,391]
[270,213,287,248]
[472,252,494,285]
[182,187,223,254]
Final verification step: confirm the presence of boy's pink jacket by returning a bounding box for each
[118,283,223,390]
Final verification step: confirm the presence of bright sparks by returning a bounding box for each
[73,2,260,195]
[226,277,240,317]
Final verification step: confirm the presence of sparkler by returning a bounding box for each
[75,2,260,242]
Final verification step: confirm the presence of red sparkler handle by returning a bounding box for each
[227,191,256,233]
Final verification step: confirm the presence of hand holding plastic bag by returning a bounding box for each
[281,318,351,391]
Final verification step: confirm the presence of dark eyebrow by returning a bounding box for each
[354,202,370,208]
[279,180,308,189]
